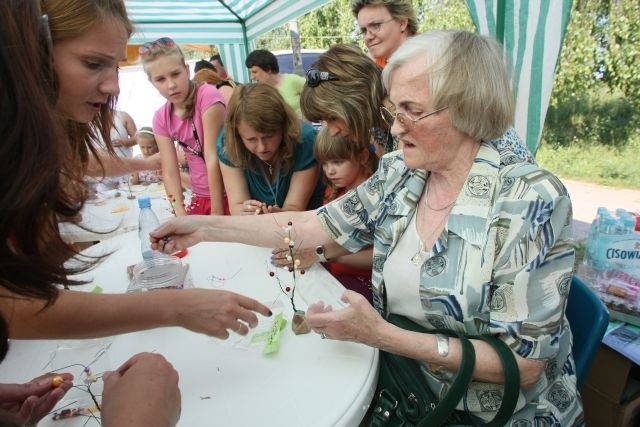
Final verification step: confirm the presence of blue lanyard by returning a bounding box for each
[259,163,280,208]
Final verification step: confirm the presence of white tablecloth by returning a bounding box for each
[58,183,174,243]
[0,231,379,427]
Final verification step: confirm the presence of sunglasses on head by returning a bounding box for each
[139,37,175,56]
[306,68,340,88]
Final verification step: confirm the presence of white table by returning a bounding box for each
[1,231,379,427]
[58,183,174,243]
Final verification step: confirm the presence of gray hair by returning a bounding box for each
[382,30,515,141]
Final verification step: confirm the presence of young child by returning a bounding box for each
[271,127,378,302]
[130,127,162,185]
[314,127,377,203]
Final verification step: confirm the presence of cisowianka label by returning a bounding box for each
[594,233,640,269]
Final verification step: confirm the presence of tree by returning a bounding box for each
[417,0,474,32]
[605,0,640,108]
[299,0,359,49]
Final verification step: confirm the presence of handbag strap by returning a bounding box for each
[386,314,520,426]
[386,315,476,427]
[470,335,520,426]
[420,329,475,427]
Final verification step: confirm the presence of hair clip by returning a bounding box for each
[306,69,339,88]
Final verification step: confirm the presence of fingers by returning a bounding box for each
[0,374,73,404]
[306,301,330,316]
[242,200,265,215]
[224,295,273,336]
[16,383,68,424]
[270,248,292,266]
[236,295,273,319]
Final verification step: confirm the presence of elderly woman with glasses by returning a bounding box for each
[351,0,418,68]
[152,30,583,425]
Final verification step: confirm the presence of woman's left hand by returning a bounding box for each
[0,373,73,426]
[306,290,384,346]
[271,247,317,269]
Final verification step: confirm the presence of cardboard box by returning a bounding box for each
[583,344,640,426]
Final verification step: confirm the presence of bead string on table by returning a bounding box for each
[207,267,242,288]
[43,344,111,425]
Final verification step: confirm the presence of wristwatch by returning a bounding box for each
[435,334,449,357]
[315,245,328,262]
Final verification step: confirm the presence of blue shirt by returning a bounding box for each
[217,122,324,209]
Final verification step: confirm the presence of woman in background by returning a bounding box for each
[218,83,323,215]
[245,49,306,119]
[351,0,418,68]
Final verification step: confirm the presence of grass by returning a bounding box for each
[537,135,640,189]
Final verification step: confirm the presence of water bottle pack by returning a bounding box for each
[583,207,640,317]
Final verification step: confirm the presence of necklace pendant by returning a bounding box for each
[410,251,422,265]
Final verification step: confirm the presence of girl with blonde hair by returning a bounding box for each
[141,37,227,215]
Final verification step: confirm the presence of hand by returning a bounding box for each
[306,290,384,346]
[101,353,180,427]
[242,200,265,216]
[0,373,73,426]
[170,289,272,338]
[111,139,124,147]
[150,216,210,252]
[271,247,318,269]
[265,205,282,214]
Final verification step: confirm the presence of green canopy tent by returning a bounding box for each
[466,0,573,154]
[125,0,331,83]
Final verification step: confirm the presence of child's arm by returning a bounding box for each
[156,136,187,216]
[201,103,226,215]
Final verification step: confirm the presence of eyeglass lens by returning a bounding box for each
[359,19,392,36]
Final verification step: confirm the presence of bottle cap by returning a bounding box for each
[137,195,151,208]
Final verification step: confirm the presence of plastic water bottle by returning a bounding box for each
[138,195,160,261]
[587,207,608,261]
[622,215,637,234]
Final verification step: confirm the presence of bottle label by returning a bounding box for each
[593,233,640,269]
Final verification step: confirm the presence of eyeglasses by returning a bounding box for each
[359,18,394,37]
[306,69,340,88]
[139,37,175,56]
[380,105,448,130]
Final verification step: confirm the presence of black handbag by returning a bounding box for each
[369,314,520,427]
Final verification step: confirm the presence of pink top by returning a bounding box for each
[152,84,225,197]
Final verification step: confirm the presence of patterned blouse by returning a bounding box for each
[317,129,583,425]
